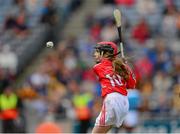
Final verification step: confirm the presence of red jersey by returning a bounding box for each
[93,58,136,98]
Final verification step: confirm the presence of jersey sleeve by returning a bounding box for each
[126,65,136,89]
[93,63,104,79]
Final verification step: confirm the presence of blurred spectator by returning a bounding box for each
[70,80,93,133]
[69,0,83,11]
[89,21,102,41]
[0,86,25,133]
[77,37,95,67]
[28,67,50,118]
[171,53,180,85]
[47,75,67,119]
[25,0,43,15]
[0,66,13,93]
[14,0,25,8]
[14,9,29,36]
[150,38,172,73]
[17,84,38,100]
[162,4,178,38]
[131,18,150,44]
[115,0,135,7]
[4,9,29,37]
[0,45,18,74]
[136,0,157,16]
[64,50,78,71]
[29,67,49,97]
[176,11,180,37]
[123,89,141,133]
[153,71,172,94]
[103,0,115,5]
[85,12,95,28]
[172,84,180,116]
[41,0,58,25]
[100,20,117,41]
[139,79,153,112]
[134,56,153,80]
[4,15,17,30]
[150,71,172,114]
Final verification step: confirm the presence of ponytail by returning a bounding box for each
[104,52,130,80]
[112,58,130,81]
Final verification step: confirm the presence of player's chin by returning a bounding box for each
[96,60,101,63]
[94,58,100,63]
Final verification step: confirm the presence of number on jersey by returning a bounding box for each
[106,74,123,87]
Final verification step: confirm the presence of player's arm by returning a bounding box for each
[125,65,136,89]
[93,63,104,79]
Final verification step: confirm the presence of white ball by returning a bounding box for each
[46,41,54,48]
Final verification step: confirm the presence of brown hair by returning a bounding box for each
[103,52,130,80]
[112,58,130,80]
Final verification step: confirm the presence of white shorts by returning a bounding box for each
[95,92,129,128]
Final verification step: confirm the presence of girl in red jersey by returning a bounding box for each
[92,41,136,133]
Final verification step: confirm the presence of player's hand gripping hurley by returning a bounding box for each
[113,9,126,61]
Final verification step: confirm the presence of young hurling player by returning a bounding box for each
[92,41,136,133]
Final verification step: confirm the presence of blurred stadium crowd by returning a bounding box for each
[0,0,179,133]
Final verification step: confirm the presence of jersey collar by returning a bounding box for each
[101,58,112,65]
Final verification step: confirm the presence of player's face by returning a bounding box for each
[93,49,101,63]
